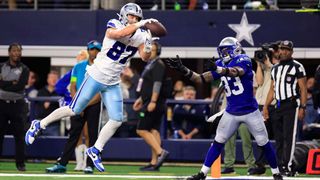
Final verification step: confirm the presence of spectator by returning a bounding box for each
[35,70,60,136]
[45,40,102,174]
[301,77,320,140]
[133,41,169,171]
[76,49,89,63]
[172,80,184,100]
[0,43,29,171]
[263,40,307,176]
[25,70,38,98]
[117,66,140,137]
[172,86,209,139]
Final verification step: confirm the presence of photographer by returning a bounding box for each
[254,42,280,174]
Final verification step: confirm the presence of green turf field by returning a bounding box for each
[0,161,318,180]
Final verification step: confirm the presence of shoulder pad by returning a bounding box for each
[235,54,251,63]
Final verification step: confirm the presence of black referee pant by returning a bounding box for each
[0,99,26,166]
[58,102,101,168]
[272,99,299,172]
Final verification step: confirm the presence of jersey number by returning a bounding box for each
[107,41,138,64]
[221,76,244,97]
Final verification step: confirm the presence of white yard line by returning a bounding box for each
[0,173,318,179]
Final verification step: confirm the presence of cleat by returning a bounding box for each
[25,120,41,145]
[139,164,159,171]
[46,163,66,173]
[154,149,169,169]
[273,173,283,180]
[186,171,206,180]
[222,167,235,174]
[83,166,93,174]
[86,146,104,172]
[247,166,266,175]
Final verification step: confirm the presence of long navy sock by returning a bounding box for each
[262,141,278,169]
[204,141,224,167]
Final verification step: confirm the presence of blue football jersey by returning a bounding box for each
[211,54,258,115]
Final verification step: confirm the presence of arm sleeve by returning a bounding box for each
[70,65,78,83]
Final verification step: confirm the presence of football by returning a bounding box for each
[144,21,167,37]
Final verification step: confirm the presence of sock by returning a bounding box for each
[94,120,122,151]
[200,165,210,175]
[40,106,75,129]
[262,141,279,174]
[202,141,224,175]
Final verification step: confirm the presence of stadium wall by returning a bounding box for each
[0,10,320,60]
[3,136,268,162]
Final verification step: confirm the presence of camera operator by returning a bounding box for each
[253,42,280,174]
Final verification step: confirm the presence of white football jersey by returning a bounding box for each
[87,19,147,85]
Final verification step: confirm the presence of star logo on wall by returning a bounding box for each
[228,12,260,46]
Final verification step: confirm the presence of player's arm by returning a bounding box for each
[164,55,214,84]
[106,19,158,39]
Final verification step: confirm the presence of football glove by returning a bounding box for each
[136,18,158,28]
[165,55,189,75]
[207,58,217,71]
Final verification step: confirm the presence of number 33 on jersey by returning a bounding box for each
[211,54,258,115]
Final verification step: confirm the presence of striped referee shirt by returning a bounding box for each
[271,59,306,101]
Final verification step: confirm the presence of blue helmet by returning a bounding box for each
[87,40,102,51]
[217,37,242,62]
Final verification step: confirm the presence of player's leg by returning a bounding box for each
[25,76,101,145]
[244,109,282,179]
[222,131,237,173]
[237,124,256,171]
[87,84,123,172]
[187,112,240,180]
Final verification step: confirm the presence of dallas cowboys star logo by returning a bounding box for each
[228,12,260,46]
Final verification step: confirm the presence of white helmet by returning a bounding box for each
[119,3,143,25]
[217,37,242,62]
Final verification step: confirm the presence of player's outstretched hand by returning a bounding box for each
[207,58,217,71]
[165,55,189,75]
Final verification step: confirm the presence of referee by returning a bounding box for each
[263,40,307,176]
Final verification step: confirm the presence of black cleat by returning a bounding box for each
[273,173,283,180]
[221,167,235,174]
[154,150,169,169]
[186,172,206,180]
[247,166,266,175]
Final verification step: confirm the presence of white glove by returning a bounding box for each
[143,30,153,53]
[136,18,158,28]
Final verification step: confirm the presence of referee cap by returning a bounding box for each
[279,40,293,50]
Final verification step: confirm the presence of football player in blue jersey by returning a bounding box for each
[165,37,283,180]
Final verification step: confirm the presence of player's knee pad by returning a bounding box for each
[214,134,228,144]
[255,135,269,146]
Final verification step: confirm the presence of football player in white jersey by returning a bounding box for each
[25,3,158,172]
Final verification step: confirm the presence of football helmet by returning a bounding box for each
[119,3,143,25]
[217,37,242,62]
